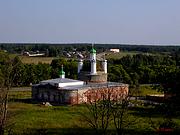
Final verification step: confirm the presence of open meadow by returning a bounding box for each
[6,86,180,135]
[105,51,159,59]
[19,56,55,64]
[105,51,139,59]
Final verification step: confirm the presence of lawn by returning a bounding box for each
[6,87,180,135]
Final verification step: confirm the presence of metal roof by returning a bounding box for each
[40,78,84,84]
[57,82,128,91]
[36,77,128,91]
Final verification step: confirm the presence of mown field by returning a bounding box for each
[19,56,55,64]
[105,51,139,59]
[6,86,180,135]
[105,51,157,59]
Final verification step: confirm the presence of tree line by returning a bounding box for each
[0,43,106,57]
[0,51,78,86]
[108,51,180,105]
[0,50,180,95]
[1,43,180,57]
[108,53,178,85]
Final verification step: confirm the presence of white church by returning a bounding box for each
[32,46,129,104]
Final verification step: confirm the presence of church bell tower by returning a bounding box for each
[90,44,97,75]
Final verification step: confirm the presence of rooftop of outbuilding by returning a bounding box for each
[40,78,84,84]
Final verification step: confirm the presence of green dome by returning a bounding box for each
[59,70,65,75]
[59,65,65,75]
[90,48,96,54]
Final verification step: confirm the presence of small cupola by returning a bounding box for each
[90,44,97,75]
[59,65,65,79]
[90,48,96,54]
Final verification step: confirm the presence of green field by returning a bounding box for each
[15,51,143,64]
[8,54,55,64]
[6,87,180,135]
[105,51,139,59]
[105,51,156,59]
[15,51,139,64]
[130,85,163,97]
[19,56,55,64]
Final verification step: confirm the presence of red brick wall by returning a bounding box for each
[69,85,129,104]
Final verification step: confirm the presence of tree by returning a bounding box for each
[0,52,14,135]
[34,63,51,83]
[137,66,156,84]
[51,58,77,79]
[81,87,113,135]
[11,56,24,86]
[108,65,131,84]
[81,86,137,135]
[51,58,67,78]
[111,96,137,135]
[23,64,37,85]
[0,83,8,135]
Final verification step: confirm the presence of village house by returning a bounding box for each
[110,48,120,53]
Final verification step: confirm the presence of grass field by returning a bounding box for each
[15,51,142,64]
[105,51,156,59]
[105,51,139,59]
[6,86,180,135]
[130,85,163,97]
[16,51,139,64]
[19,56,55,64]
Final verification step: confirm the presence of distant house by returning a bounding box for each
[22,51,45,57]
[110,49,120,53]
[77,52,84,59]
[66,53,71,58]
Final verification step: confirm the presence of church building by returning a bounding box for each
[32,46,129,104]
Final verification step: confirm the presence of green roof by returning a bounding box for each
[90,48,96,54]
[59,70,65,75]
[59,65,65,75]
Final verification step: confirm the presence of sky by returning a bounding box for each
[0,0,180,45]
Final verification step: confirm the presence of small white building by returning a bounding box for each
[110,49,120,53]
